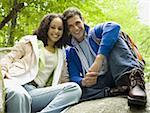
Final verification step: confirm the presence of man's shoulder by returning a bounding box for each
[65,46,76,56]
[89,21,120,30]
[66,46,75,51]
[88,23,103,34]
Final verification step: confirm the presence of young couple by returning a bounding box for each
[0,7,147,113]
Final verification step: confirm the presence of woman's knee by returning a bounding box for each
[6,88,32,113]
[63,82,82,100]
[5,82,32,104]
[6,87,32,103]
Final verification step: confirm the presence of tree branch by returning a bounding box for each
[0,2,25,30]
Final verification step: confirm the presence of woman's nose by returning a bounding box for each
[54,28,59,33]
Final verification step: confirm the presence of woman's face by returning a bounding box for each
[47,17,63,44]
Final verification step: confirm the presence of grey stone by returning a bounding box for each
[0,70,5,113]
[66,83,150,113]
[0,48,10,113]
[0,47,150,113]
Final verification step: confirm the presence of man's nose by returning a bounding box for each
[73,25,79,30]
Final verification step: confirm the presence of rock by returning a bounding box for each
[0,47,150,113]
[66,83,150,113]
[0,48,10,113]
[0,67,5,113]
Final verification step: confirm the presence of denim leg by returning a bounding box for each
[25,82,81,113]
[4,79,32,113]
[108,37,141,82]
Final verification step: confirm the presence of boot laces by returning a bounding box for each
[129,69,145,89]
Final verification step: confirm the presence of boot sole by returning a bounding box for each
[128,96,147,107]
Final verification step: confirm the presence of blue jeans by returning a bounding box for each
[81,37,142,101]
[108,36,141,82]
[4,79,81,113]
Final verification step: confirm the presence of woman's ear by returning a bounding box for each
[68,32,71,36]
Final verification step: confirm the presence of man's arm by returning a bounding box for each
[89,22,120,73]
[66,47,99,87]
[95,22,121,57]
[88,54,105,73]
[66,47,83,85]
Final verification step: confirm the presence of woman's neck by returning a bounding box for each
[45,44,56,53]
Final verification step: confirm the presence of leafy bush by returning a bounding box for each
[0,0,149,81]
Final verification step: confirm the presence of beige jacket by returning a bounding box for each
[0,35,69,86]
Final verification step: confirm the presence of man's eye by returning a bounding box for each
[69,25,73,29]
[51,26,55,29]
[76,21,81,24]
[76,22,81,26]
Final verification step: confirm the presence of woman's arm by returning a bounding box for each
[0,42,25,78]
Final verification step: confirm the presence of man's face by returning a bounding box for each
[67,15,85,42]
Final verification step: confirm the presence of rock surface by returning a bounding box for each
[0,68,5,113]
[0,48,10,113]
[0,48,150,113]
[66,83,150,113]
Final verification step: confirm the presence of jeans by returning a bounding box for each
[81,37,142,101]
[4,79,81,113]
[108,36,141,83]
[4,79,31,113]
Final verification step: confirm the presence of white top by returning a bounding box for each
[34,48,58,87]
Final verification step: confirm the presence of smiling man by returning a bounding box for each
[63,7,147,107]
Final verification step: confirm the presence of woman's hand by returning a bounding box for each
[1,70,11,79]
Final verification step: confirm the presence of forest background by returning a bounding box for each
[0,0,150,81]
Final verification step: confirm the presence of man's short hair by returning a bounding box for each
[63,7,83,21]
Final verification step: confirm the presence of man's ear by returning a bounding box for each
[82,17,85,22]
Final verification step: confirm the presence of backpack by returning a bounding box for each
[120,31,145,68]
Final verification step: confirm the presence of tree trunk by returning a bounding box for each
[0,2,24,30]
[7,0,17,46]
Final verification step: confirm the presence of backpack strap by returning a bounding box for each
[120,31,145,65]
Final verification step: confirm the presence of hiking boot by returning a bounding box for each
[128,69,147,107]
[109,73,131,97]
[108,73,130,97]
[109,86,129,97]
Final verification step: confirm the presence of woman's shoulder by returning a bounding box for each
[19,35,37,43]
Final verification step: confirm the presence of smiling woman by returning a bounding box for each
[47,17,64,52]
[0,13,82,113]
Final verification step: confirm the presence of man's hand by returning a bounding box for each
[88,54,105,73]
[81,72,99,87]
[81,54,106,87]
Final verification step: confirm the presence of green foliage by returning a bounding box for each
[0,0,150,81]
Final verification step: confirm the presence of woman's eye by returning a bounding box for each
[58,28,63,31]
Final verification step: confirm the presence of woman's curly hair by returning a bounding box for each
[33,13,68,48]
